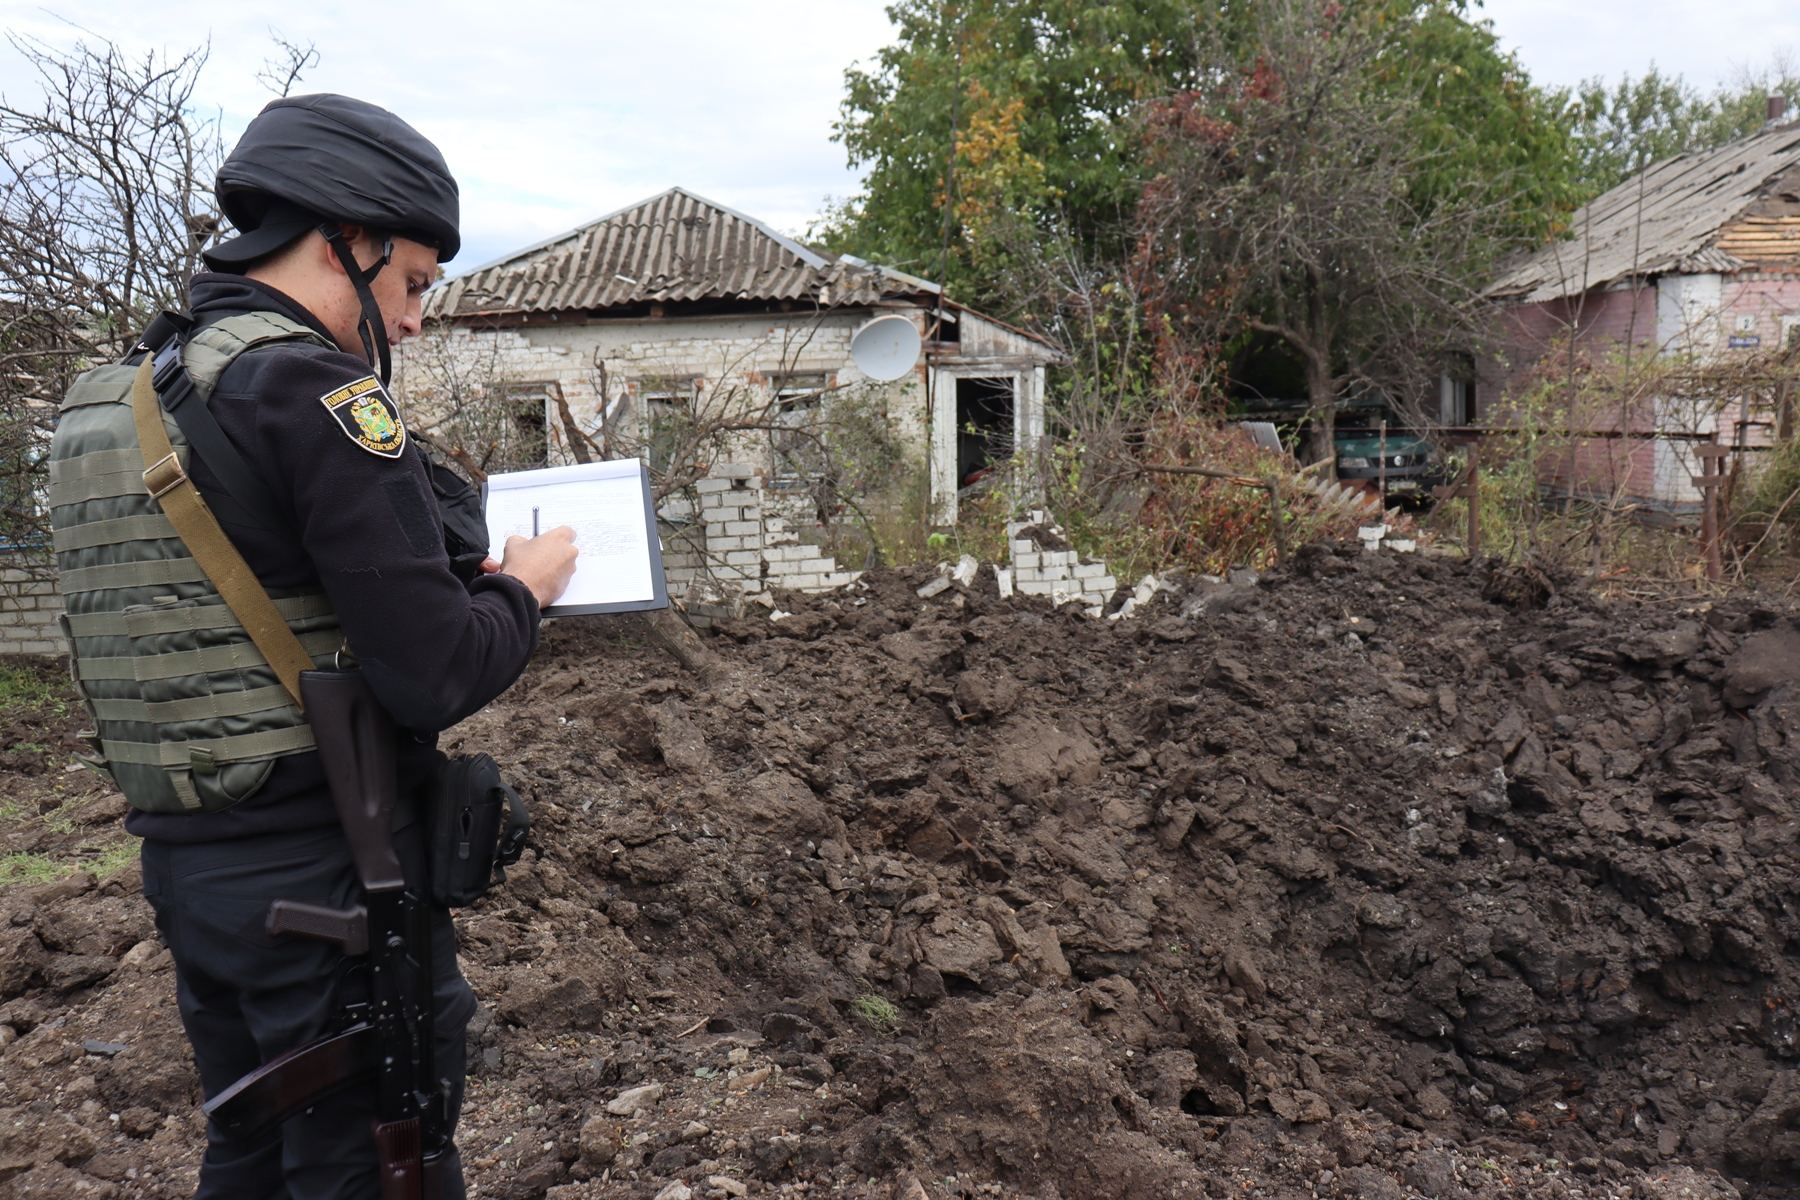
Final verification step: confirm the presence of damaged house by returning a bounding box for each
[1482,103,1800,512]
[407,187,1058,534]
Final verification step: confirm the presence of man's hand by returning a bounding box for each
[493,526,578,608]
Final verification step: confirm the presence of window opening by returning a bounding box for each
[769,371,828,489]
[638,377,698,477]
[496,382,551,469]
[1438,356,1477,427]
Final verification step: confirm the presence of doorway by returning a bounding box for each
[955,376,1015,488]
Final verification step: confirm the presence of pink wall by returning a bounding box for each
[1718,276,1800,353]
[1541,437,1660,501]
[1480,285,1657,405]
[1487,275,1800,404]
[1480,275,1793,507]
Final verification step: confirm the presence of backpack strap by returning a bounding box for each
[184,311,326,392]
[147,310,334,540]
[130,358,318,710]
[150,340,294,538]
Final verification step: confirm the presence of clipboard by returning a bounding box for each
[481,458,669,616]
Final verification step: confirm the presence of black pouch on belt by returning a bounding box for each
[425,753,531,907]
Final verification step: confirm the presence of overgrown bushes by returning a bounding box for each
[1417,337,1800,584]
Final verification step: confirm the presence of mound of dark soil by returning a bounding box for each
[2,547,1799,1200]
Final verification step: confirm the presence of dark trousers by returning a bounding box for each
[141,822,476,1200]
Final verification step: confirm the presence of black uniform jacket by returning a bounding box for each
[125,274,540,842]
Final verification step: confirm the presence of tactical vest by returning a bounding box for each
[51,313,343,814]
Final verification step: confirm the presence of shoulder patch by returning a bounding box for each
[319,376,407,459]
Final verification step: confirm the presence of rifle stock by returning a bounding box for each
[203,1024,376,1142]
[375,1117,421,1200]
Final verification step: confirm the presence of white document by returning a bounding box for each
[483,459,666,614]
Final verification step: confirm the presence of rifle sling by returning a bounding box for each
[130,358,318,711]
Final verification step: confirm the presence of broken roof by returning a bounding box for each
[424,187,939,320]
[1486,122,1800,304]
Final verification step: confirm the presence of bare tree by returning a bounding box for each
[400,309,913,570]
[569,321,907,557]
[0,34,219,338]
[395,323,529,478]
[0,33,221,574]
[257,30,320,98]
[985,216,1166,514]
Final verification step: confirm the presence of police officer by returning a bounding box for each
[54,94,577,1198]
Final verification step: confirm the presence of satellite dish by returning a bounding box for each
[850,315,922,382]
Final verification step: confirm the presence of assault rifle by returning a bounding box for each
[203,669,449,1199]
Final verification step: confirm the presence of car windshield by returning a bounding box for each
[1336,425,1428,445]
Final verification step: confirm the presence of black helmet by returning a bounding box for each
[205,93,460,268]
[203,94,459,384]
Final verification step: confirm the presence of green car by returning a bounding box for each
[1333,421,1439,490]
[1234,400,1445,494]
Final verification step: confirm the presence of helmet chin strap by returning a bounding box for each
[318,221,395,386]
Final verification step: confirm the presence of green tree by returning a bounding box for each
[1396,3,1582,238]
[1565,56,1800,197]
[825,1,1578,308]
[822,0,1201,301]
[1705,56,1800,143]
[1566,68,1709,194]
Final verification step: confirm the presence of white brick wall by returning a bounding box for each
[663,464,861,627]
[1005,510,1117,617]
[0,559,64,657]
[393,314,928,475]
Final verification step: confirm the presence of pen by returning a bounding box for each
[532,506,539,537]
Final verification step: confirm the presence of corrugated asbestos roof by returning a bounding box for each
[425,187,938,319]
[1487,122,1800,303]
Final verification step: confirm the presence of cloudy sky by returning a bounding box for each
[0,1,1793,273]
[1482,0,1800,96]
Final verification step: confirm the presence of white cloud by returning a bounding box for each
[1480,0,1800,93]
[0,0,898,269]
